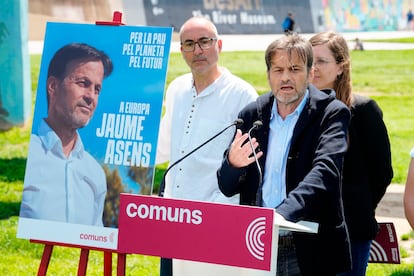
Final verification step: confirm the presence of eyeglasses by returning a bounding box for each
[181,37,218,52]
[313,58,337,67]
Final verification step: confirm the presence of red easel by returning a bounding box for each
[33,11,128,276]
[32,239,123,275]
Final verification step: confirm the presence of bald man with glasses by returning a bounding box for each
[156,16,258,275]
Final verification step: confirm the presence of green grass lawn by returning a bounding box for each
[362,37,414,43]
[1,47,413,275]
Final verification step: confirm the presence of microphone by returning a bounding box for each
[158,118,244,197]
[247,120,263,206]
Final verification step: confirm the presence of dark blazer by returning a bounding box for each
[342,94,393,240]
[218,84,352,275]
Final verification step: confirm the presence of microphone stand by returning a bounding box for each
[158,119,244,197]
[247,120,263,206]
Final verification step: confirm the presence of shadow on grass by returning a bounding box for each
[0,157,26,182]
[389,270,412,276]
[0,158,25,219]
[0,201,21,219]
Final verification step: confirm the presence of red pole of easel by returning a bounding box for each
[117,253,127,276]
[32,239,121,276]
[37,243,53,276]
[96,11,125,26]
[78,248,90,275]
[96,11,129,275]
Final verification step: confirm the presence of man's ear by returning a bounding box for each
[46,76,58,97]
[217,39,223,53]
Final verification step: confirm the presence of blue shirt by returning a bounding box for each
[262,91,308,208]
[20,119,106,226]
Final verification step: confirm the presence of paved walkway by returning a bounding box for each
[29,30,414,54]
[206,31,414,52]
[376,184,414,264]
[377,184,410,239]
[171,30,414,52]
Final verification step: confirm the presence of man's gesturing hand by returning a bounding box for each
[228,129,263,168]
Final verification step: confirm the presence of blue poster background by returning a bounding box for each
[32,22,172,197]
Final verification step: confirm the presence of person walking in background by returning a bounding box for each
[217,33,351,275]
[353,37,364,51]
[407,9,413,30]
[156,16,258,275]
[282,11,295,34]
[20,43,113,226]
[310,31,393,276]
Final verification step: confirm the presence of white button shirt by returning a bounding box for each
[20,119,106,226]
[157,67,257,204]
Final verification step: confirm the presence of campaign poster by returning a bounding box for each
[17,22,172,249]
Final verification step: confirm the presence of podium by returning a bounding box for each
[117,193,317,275]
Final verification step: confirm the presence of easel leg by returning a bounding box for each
[117,253,126,276]
[37,244,54,276]
[77,249,89,276]
[33,240,120,275]
[104,251,112,276]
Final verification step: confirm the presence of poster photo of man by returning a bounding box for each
[17,22,172,249]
